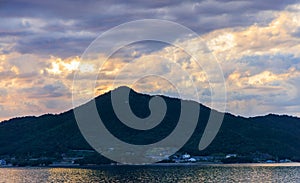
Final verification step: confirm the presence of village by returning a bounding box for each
[160,152,293,164]
[0,151,294,167]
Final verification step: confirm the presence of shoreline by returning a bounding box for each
[1,162,300,169]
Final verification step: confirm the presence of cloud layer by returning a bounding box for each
[0,1,300,120]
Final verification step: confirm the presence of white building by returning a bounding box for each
[182,153,191,159]
[0,159,6,166]
[226,154,237,159]
[188,158,196,162]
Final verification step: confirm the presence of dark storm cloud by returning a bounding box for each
[0,71,16,79]
[1,0,296,19]
[0,0,298,57]
[237,54,300,74]
[291,28,300,38]
[0,31,33,37]
[15,35,93,57]
[21,81,71,99]
[199,0,298,14]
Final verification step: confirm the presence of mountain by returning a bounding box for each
[0,86,300,165]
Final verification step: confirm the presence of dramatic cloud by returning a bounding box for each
[0,1,300,120]
[1,0,298,58]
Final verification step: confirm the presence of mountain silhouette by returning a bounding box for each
[0,86,300,164]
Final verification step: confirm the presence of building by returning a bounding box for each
[266,160,276,163]
[0,159,6,166]
[225,154,237,159]
[182,153,191,159]
[187,158,196,162]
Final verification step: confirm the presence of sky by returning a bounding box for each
[0,0,300,121]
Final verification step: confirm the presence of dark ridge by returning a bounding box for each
[0,86,299,164]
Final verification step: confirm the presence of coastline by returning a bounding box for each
[1,162,300,169]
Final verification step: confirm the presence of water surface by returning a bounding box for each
[0,163,299,182]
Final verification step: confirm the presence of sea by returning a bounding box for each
[0,163,299,182]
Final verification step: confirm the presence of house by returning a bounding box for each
[266,160,276,163]
[0,159,6,166]
[181,153,191,159]
[193,156,214,162]
[225,154,237,159]
[279,159,292,163]
[187,158,196,162]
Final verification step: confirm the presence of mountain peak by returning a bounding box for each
[113,85,133,91]
[110,86,140,95]
[1,85,300,164]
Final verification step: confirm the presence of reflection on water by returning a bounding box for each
[0,163,300,183]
